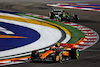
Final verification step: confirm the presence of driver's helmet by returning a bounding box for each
[55,43,61,47]
[61,9,65,12]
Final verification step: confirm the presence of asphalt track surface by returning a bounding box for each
[0,0,100,67]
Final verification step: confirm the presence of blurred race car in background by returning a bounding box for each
[31,43,80,63]
[48,9,79,23]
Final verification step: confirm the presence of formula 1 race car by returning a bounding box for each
[31,43,79,63]
[48,9,79,23]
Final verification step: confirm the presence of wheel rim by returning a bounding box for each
[76,49,79,59]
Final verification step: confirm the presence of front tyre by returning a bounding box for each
[73,15,78,23]
[53,51,63,63]
[70,48,80,59]
[57,16,61,22]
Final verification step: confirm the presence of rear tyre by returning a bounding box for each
[49,12,55,19]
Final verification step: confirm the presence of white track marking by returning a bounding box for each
[0,27,14,34]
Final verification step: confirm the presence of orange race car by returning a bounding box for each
[31,43,79,63]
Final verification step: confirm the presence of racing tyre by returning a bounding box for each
[70,48,79,59]
[57,16,62,22]
[53,51,63,63]
[49,12,55,19]
[73,15,78,23]
[31,51,39,62]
